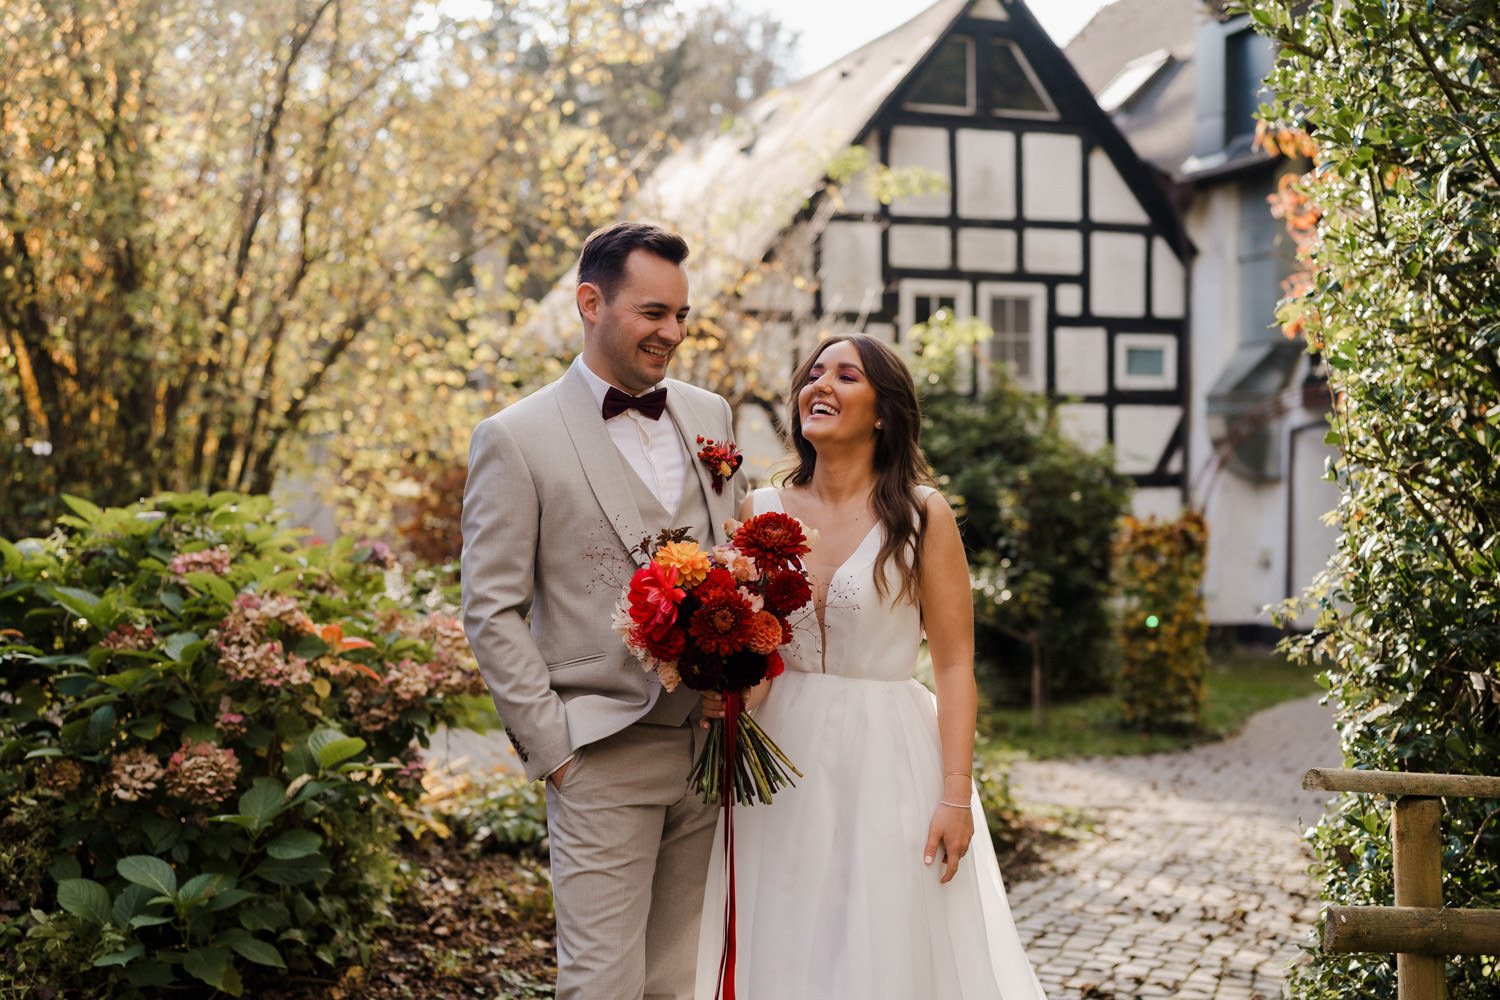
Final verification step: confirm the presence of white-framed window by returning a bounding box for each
[898,278,973,334]
[899,279,974,389]
[977,281,1046,391]
[1114,332,1178,390]
[904,36,975,114]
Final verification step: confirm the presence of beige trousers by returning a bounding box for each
[545,719,717,1000]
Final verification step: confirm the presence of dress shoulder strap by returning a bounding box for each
[750,486,783,516]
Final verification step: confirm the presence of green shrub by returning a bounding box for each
[1245,1,1500,995]
[914,317,1133,704]
[0,492,486,997]
[1114,511,1209,731]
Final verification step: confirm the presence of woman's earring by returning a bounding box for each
[875,421,884,430]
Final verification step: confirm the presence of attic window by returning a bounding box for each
[904,36,975,113]
[987,39,1053,116]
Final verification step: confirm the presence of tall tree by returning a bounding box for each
[1244,1,1500,997]
[0,0,792,540]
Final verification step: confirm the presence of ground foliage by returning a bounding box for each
[1244,0,1500,995]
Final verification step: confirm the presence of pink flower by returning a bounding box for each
[712,544,761,583]
[165,742,240,806]
[99,623,157,652]
[167,546,233,578]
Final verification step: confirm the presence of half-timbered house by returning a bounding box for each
[524,0,1196,520]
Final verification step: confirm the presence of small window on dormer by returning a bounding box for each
[987,39,1053,116]
[905,37,975,113]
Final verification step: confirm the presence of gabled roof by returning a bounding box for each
[522,0,969,342]
[636,0,971,271]
[522,0,1190,339]
[1065,0,1201,177]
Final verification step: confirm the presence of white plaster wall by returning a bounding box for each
[889,126,952,218]
[1286,421,1341,629]
[818,220,883,315]
[1021,133,1082,221]
[956,129,1017,219]
[1113,404,1179,475]
[842,134,883,216]
[1089,232,1147,316]
[888,224,952,269]
[1088,148,1149,224]
[1132,487,1185,521]
[1056,402,1108,452]
[1185,183,1340,628]
[1054,327,1108,396]
[1055,283,1083,316]
[1023,228,1083,274]
[957,228,1018,272]
[1151,236,1186,319]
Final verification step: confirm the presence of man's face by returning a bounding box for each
[579,249,690,395]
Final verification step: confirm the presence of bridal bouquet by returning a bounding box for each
[615,512,814,805]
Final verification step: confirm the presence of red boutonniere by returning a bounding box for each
[696,436,743,495]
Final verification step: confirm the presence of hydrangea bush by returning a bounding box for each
[0,492,486,997]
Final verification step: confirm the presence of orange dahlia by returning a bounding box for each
[744,611,784,654]
[655,541,713,588]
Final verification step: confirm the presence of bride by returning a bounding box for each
[695,334,1048,999]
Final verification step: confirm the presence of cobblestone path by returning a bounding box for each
[1005,695,1340,1000]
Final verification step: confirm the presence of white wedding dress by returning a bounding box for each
[693,488,1048,999]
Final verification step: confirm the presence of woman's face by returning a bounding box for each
[797,340,880,448]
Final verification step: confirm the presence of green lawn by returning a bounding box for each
[977,645,1324,761]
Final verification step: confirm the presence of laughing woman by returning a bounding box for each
[695,334,1048,999]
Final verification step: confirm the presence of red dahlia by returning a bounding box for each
[762,569,813,616]
[734,512,810,570]
[688,590,754,657]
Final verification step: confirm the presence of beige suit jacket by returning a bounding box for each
[461,362,747,781]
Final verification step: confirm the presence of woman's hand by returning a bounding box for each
[698,678,772,726]
[924,799,976,885]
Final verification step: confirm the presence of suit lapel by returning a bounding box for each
[556,367,653,566]
[665,385,731,546]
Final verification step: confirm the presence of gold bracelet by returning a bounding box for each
[945,771,970,779]
[939,800,969,808]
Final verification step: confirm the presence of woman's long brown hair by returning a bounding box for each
[779,334,936,606]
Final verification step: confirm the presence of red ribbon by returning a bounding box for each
[715,690,742,1000]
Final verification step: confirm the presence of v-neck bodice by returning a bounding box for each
[751,487,922,680]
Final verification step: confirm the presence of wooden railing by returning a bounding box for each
[1302,768,1500,1000]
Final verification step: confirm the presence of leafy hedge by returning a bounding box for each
[1114,512,1209,731]
[0,492,485,997]
[1244,1,1500,996]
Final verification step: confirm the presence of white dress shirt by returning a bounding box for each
[577,358,686,514]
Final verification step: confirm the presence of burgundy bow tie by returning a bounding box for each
[602,385,668,421]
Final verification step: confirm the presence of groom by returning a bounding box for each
[461,222,747,1000]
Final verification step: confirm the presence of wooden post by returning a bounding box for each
[1393,796,1445,1000]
